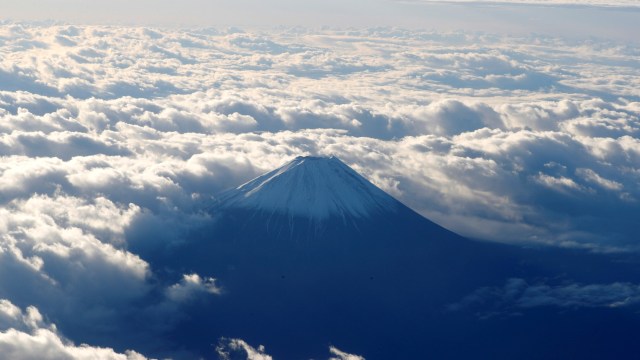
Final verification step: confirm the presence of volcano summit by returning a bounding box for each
[218,156,399,220]
[206,155,461,247]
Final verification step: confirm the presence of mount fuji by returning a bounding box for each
[218,156,399,220]
[129,156,640,360]
[207,155,462,248]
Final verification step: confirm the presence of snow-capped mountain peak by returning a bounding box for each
[217,156,400,219]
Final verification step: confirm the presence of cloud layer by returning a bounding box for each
[0,24,638,250]
[0,22,638,357]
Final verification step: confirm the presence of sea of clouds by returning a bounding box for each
[0,22,638,358]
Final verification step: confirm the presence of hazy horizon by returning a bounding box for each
[2,0,639,42]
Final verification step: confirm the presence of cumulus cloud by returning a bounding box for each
[0,193,150,305]
[0,299,149,360]
[165,274,222,302]
[0,192,158,349]
[328,346,366,360]
[215,339,365,360]
[216,338,273,360]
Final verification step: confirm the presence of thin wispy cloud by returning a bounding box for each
[449,278,640,319]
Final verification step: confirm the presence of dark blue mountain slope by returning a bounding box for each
[125,156,640,359]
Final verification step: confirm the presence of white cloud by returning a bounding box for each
[329,346,366,360]
[576,168,623,191]
[0,193,152,339]
[165,274,222,303]
[0,299,150,360]
[215,338,366,360]
[216,338,273,360]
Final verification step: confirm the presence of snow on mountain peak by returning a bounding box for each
[217,156,400,219]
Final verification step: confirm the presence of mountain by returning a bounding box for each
[206,155,463,249]
[128,156,640,360]
[217,156,399,220]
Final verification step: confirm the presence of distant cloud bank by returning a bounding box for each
[400,0,640,8]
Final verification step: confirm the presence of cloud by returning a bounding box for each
[216,338,273,360]
[448,278,640,318]
[0,299,149,360]
[328,346,366,360]
[0,193,153,341]
[215,339,366,360]
[165,274,222,303]
[0,24,637,251]
[0,22,639,358]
